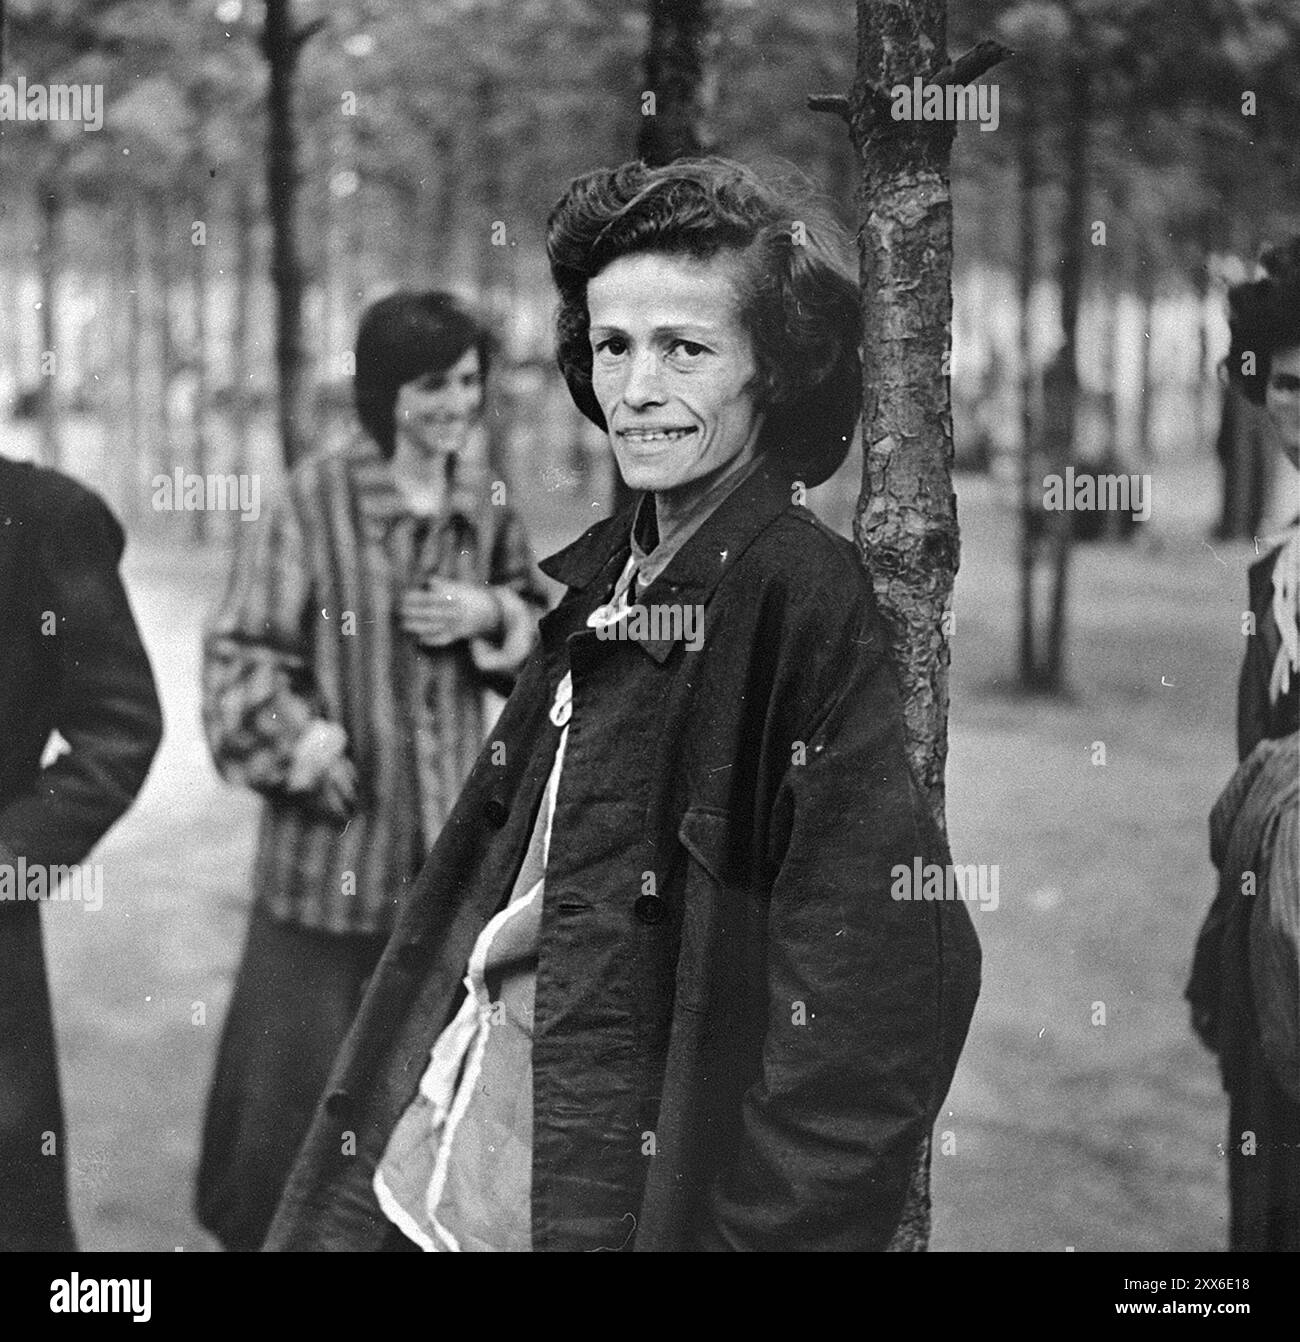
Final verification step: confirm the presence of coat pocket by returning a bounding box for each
[677,806,733,887]
[674,807,762,1015]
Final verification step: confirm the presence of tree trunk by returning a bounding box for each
[231,185,256,481]
[426,129,455,284]
[637,0,714,166]
[1017,82,1039,688]
[475,72,511,483]
[1135,262,1156,470]
[1042,43,1091,692]
[262,0,318,469]
[127,200,148,511]
[156,196,177,484]
[191,177,211,542]
[826,0,1002,1252]
[37,179,61,469]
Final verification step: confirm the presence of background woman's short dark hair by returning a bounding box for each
[1227,236,1300,407]
[546,157,861,487]
[353,291,493,459]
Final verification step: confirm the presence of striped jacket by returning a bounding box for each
[202,440,549,935]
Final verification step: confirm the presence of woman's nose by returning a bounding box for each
[622,350,667,407]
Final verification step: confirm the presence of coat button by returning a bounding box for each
[324,1088,352,1119]
[484,796,509,827]
[634,894,667,926]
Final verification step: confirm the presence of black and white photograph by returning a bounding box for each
[0,0,1296,1306]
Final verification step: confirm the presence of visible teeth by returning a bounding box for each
[622,429,694,441]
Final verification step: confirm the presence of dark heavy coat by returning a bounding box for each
[266,460,981,1252]
[0,456,163,1251]
[1188,535,1300,1252]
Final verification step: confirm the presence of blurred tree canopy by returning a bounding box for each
[0,0,1296,520]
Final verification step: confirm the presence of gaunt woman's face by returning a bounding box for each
[586,251,765,496]
[393,347,483,464]
[1266,345,1300,469]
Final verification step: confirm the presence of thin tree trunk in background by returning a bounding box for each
[191,178,211,542]
[262,0,321,469]
[231,186,255,482]
[637,0,714,165]
[427,130,455,285]
[0,222,20,407]
[475,72,510,482]
[325,125,346,373]
[37,180,61,469]
[1097,282,1122,541]
[1135,262,1156,470]
[128,201,148,511]
[1192,249,1210,450]
[156,197,177,486]
[114,208,137,516]
[812,0,1005,1252]
[1042,41,1091,691]
[1017,84,1039,688]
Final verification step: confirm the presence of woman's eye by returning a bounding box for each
[594,337,627,357]
[671,340,707,359]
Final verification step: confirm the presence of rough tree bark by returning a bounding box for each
[262,0,324,470]
[811,4,1007,1251]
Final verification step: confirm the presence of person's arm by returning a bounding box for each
[469,506,550,694]
[0,487,162,870]
[696,592,978,1252]
[1237,592,1272,762]
[201,487,344,805]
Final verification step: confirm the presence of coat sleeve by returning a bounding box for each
[697,588,980,1251]
[0,486,162,870]
[1237,620,1272,762]
[201,486,326,798]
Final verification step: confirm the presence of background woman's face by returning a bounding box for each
[1265,344,1300,468]
[586,251,764,495]
[393,347,483,463]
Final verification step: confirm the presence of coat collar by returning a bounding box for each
[539,456,795,603]
[536,457,797,667]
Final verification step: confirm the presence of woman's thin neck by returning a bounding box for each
[653,438,763,541]
[389,438,451,514]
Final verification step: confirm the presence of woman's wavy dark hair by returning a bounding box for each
[1227,236,1300,407]
[546,157,861,487]
[353,291,492,459]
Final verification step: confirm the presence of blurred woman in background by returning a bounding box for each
[1188,237,1300,1252]
[196,292,548,1250]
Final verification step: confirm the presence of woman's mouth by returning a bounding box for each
[617,427,697,444]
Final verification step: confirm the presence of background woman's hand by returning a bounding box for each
[400,579,501,648]
[318,755,358,819]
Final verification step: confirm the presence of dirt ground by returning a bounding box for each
[39,456,1287,1251]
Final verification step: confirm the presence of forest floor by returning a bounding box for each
[40,452,1295,1251]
